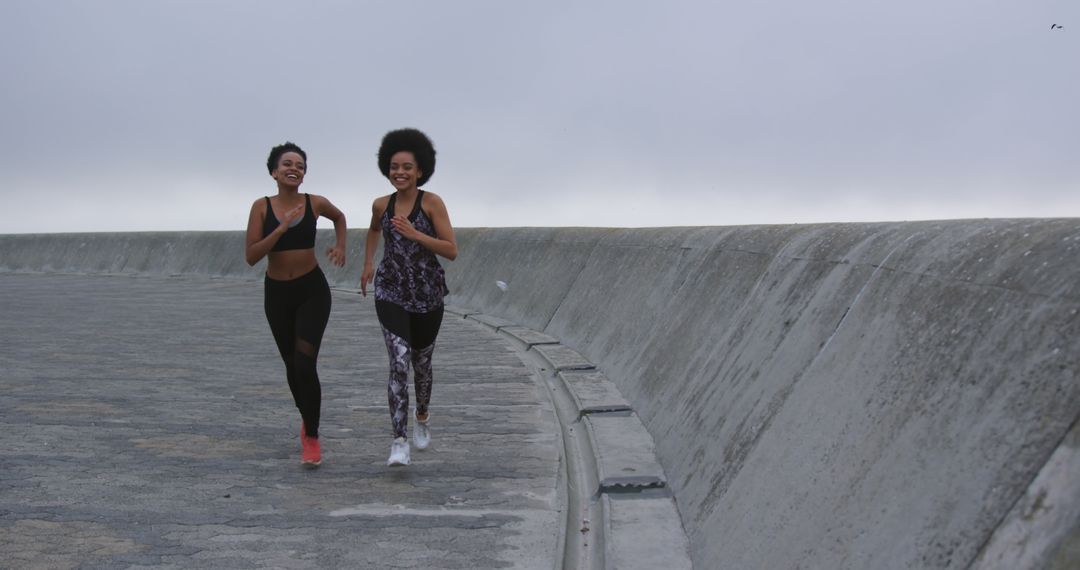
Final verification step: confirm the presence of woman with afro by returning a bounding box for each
[361,128,458,466]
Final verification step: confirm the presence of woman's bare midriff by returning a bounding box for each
[266,249,319,280]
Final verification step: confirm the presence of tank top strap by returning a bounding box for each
[410,190,425,220]
[386,193,398,218]
[264,197,276,222]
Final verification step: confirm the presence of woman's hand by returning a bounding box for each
[326,245,346,267]
[360,200,385,298]
[390,215,421,241]
[360,264,374,297]
[278,203,305,230]
[311,193,348,270]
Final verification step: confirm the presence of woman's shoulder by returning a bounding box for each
[420,190,449,216]
[372,193,393,209]
[421,190,448,207]
[304,193,330,217]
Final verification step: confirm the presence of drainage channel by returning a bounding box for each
[455,309,686,569]
[517,346,606,570]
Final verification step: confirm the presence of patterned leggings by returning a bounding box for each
[375,301,444,439]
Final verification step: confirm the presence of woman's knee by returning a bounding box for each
[293,350,319,382]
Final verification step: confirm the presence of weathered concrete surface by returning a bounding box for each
[445,221,1080,570]
[0,273,560,569]
[972,419,1080,569]
[3,220,1080,569]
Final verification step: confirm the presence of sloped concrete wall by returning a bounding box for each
[2,220,1078,569]
[445,220,1080,569]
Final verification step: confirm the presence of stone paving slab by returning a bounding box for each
[498,326,560,348]
[556,370,632,416]
[468,313,516,331]
[583,414,667,491]
[602,494,692,570]
[531,345,595,373]
[0,273,561,569]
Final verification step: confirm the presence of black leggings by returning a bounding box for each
[264,267,331,438]
[375,300,444,438]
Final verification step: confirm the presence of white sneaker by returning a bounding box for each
[387,437,410,466]
[414,411,431,450]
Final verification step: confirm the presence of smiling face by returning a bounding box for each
[272,151,306,188]
[388,151,422,191]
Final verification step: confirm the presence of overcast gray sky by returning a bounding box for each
[3,0,1077,233]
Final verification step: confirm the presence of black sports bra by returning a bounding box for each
[263,194,317,252]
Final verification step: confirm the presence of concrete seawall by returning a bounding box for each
[3,220,1079,569]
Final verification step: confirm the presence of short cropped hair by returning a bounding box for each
[377,128,436,187]
[267,142,307,175]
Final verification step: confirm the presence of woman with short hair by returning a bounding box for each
[245,141,347,468]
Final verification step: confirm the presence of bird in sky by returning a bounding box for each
[1050,24,1064,30]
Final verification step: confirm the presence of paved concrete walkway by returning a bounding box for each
[0,273,562,569]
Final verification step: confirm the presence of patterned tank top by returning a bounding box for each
[374,190,449,312]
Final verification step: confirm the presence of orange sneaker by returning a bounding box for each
[300,423,321,468]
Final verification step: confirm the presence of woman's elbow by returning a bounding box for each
[445,246,458,261]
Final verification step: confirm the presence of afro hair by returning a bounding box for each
[267,142,307,175]
[377,128,436,187]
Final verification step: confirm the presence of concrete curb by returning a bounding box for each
[448,305,694,570]
[558,370,632,415]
